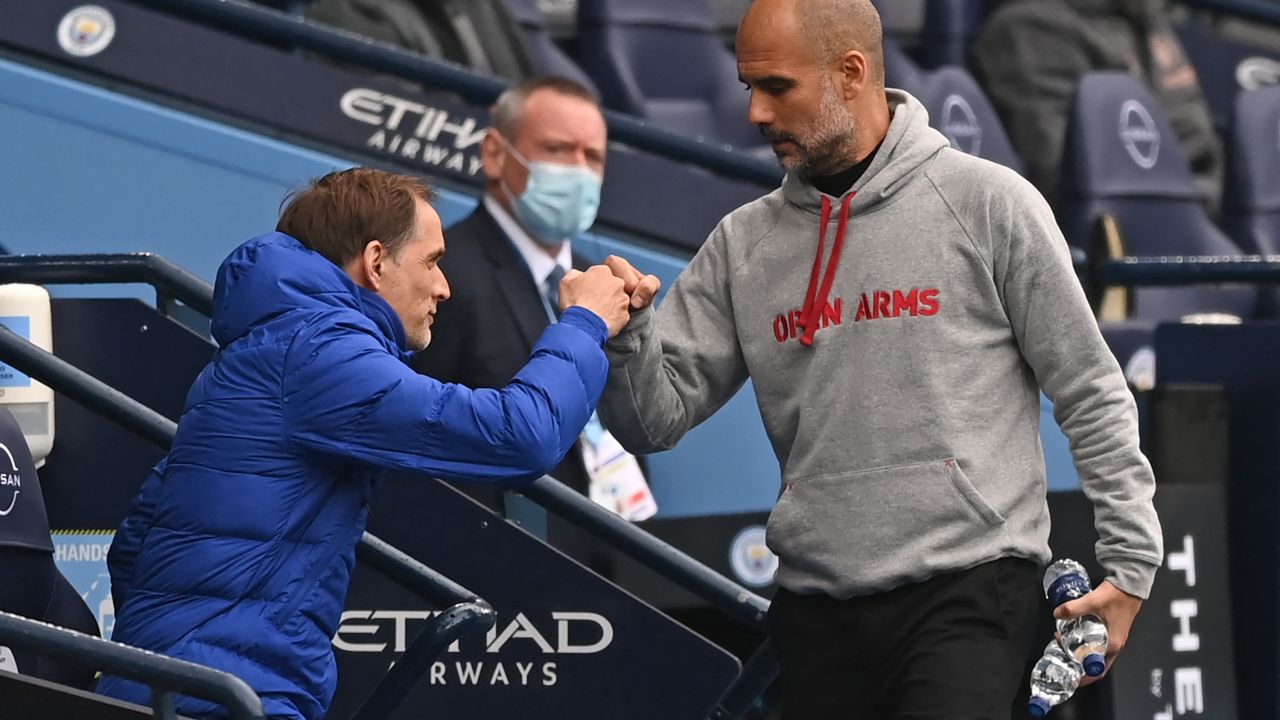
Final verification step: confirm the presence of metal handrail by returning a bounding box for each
[1182,0,1280,26]
[126,0,782,187]
[520,479,769,629]
[0,254,215,317]
[1096,255,1280,286]
[0,611,264,720]
[0,326,496,720]
[348,602,496,720]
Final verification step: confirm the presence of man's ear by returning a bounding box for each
[481,129,507,181]
[361,240,388,292]
[838,49,869,101]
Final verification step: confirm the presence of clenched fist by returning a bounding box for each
[603,255,661,311]
[559,265,631,338]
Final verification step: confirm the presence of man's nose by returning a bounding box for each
[436,270,451,302]
[747,93,775,127]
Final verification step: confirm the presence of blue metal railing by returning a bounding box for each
[127,0,783,188]
[0,611,264,720]
[1182,0,1280,27]
[0,253,214,317]
[1096,255,1280,286]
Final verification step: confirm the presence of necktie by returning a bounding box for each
[543,264,566,318]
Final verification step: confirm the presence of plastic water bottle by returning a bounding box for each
[1027,639,1084,717]
[1043,558,1109,677]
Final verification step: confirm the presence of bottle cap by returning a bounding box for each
[1083,653,1106,677]
[1028,697,1051,717]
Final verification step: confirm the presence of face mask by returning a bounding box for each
[498,137,603,242]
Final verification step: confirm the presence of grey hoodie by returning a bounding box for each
[600,90,1163,599]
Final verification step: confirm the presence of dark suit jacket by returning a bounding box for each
[411,204,593,511]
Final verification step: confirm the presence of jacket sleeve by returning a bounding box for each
[598,225,750,453]
[282,307,608,485]
[970,5,1094,205]
[986,170,1163,598]
[106,458,166,612]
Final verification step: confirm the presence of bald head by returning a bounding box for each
[741,0,884,88]
[797,0,884,87]
[737,0,890,178]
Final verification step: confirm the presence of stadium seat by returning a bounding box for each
[916,66,1024,173]
[873,0,927,41]
[918,0,988,69]
[1225,85,1280,256]
[575,0,765,150]
[1061,72,1257,322]
[0,407,100,690]
[1175,20,1280,133]
[884,37,926,94]
[504,0,598,94]
[1225,85,1280,317]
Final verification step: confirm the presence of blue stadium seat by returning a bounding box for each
[916,66,1024,173]
[1225,85,1280,256]
[884,37,926,94]
[919,0,988,69]
[1062,72,1257,322]
[575,0,764,150]
[503,0,598,94]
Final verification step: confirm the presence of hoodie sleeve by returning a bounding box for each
[598,225,750,453]
[986,170,1163,598]
[281,307,609,484]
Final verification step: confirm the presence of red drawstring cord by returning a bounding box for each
[800,192,856,347]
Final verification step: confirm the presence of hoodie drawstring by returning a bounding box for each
[798,192,855,347]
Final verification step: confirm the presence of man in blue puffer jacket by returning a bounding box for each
[96,168,631,719]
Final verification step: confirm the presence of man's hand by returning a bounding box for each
[1054,580,1143,686]
[559,265,631,338]
[603,255,661,311]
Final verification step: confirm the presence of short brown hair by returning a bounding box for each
[277,168,436,267]
[490,76,600,141]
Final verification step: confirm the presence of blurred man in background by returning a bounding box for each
[413,77,655,557]
[973,0,1223,210]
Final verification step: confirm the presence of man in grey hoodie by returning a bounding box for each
[599,0,1163,717]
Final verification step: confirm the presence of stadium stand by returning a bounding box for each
[575,0,766,150]
[504,0,598,94]
[1061,72,1257,323]
[1226,84,1280,257]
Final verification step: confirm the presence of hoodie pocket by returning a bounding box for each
[765,458,1007,594]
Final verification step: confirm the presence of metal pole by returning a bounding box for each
[348,602,497,720]
[0,612,265,720]
[520,477,771,630]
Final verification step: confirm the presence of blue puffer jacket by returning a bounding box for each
[96,233,608,719]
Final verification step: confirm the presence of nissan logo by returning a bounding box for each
[1236,57,1280,90]
[941,95,982,156]
[1119,100,1160,170]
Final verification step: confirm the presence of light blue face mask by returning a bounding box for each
[499,138,603,242]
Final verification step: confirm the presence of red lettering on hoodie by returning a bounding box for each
[847,287,942,322]
[875,291,891,319]
[892,289,919,317]
[773,314,789,343]
[919,288,941,316]
[822,298,842,327]
[773,300,845,343]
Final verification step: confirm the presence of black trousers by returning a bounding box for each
[769,557,1042,720]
